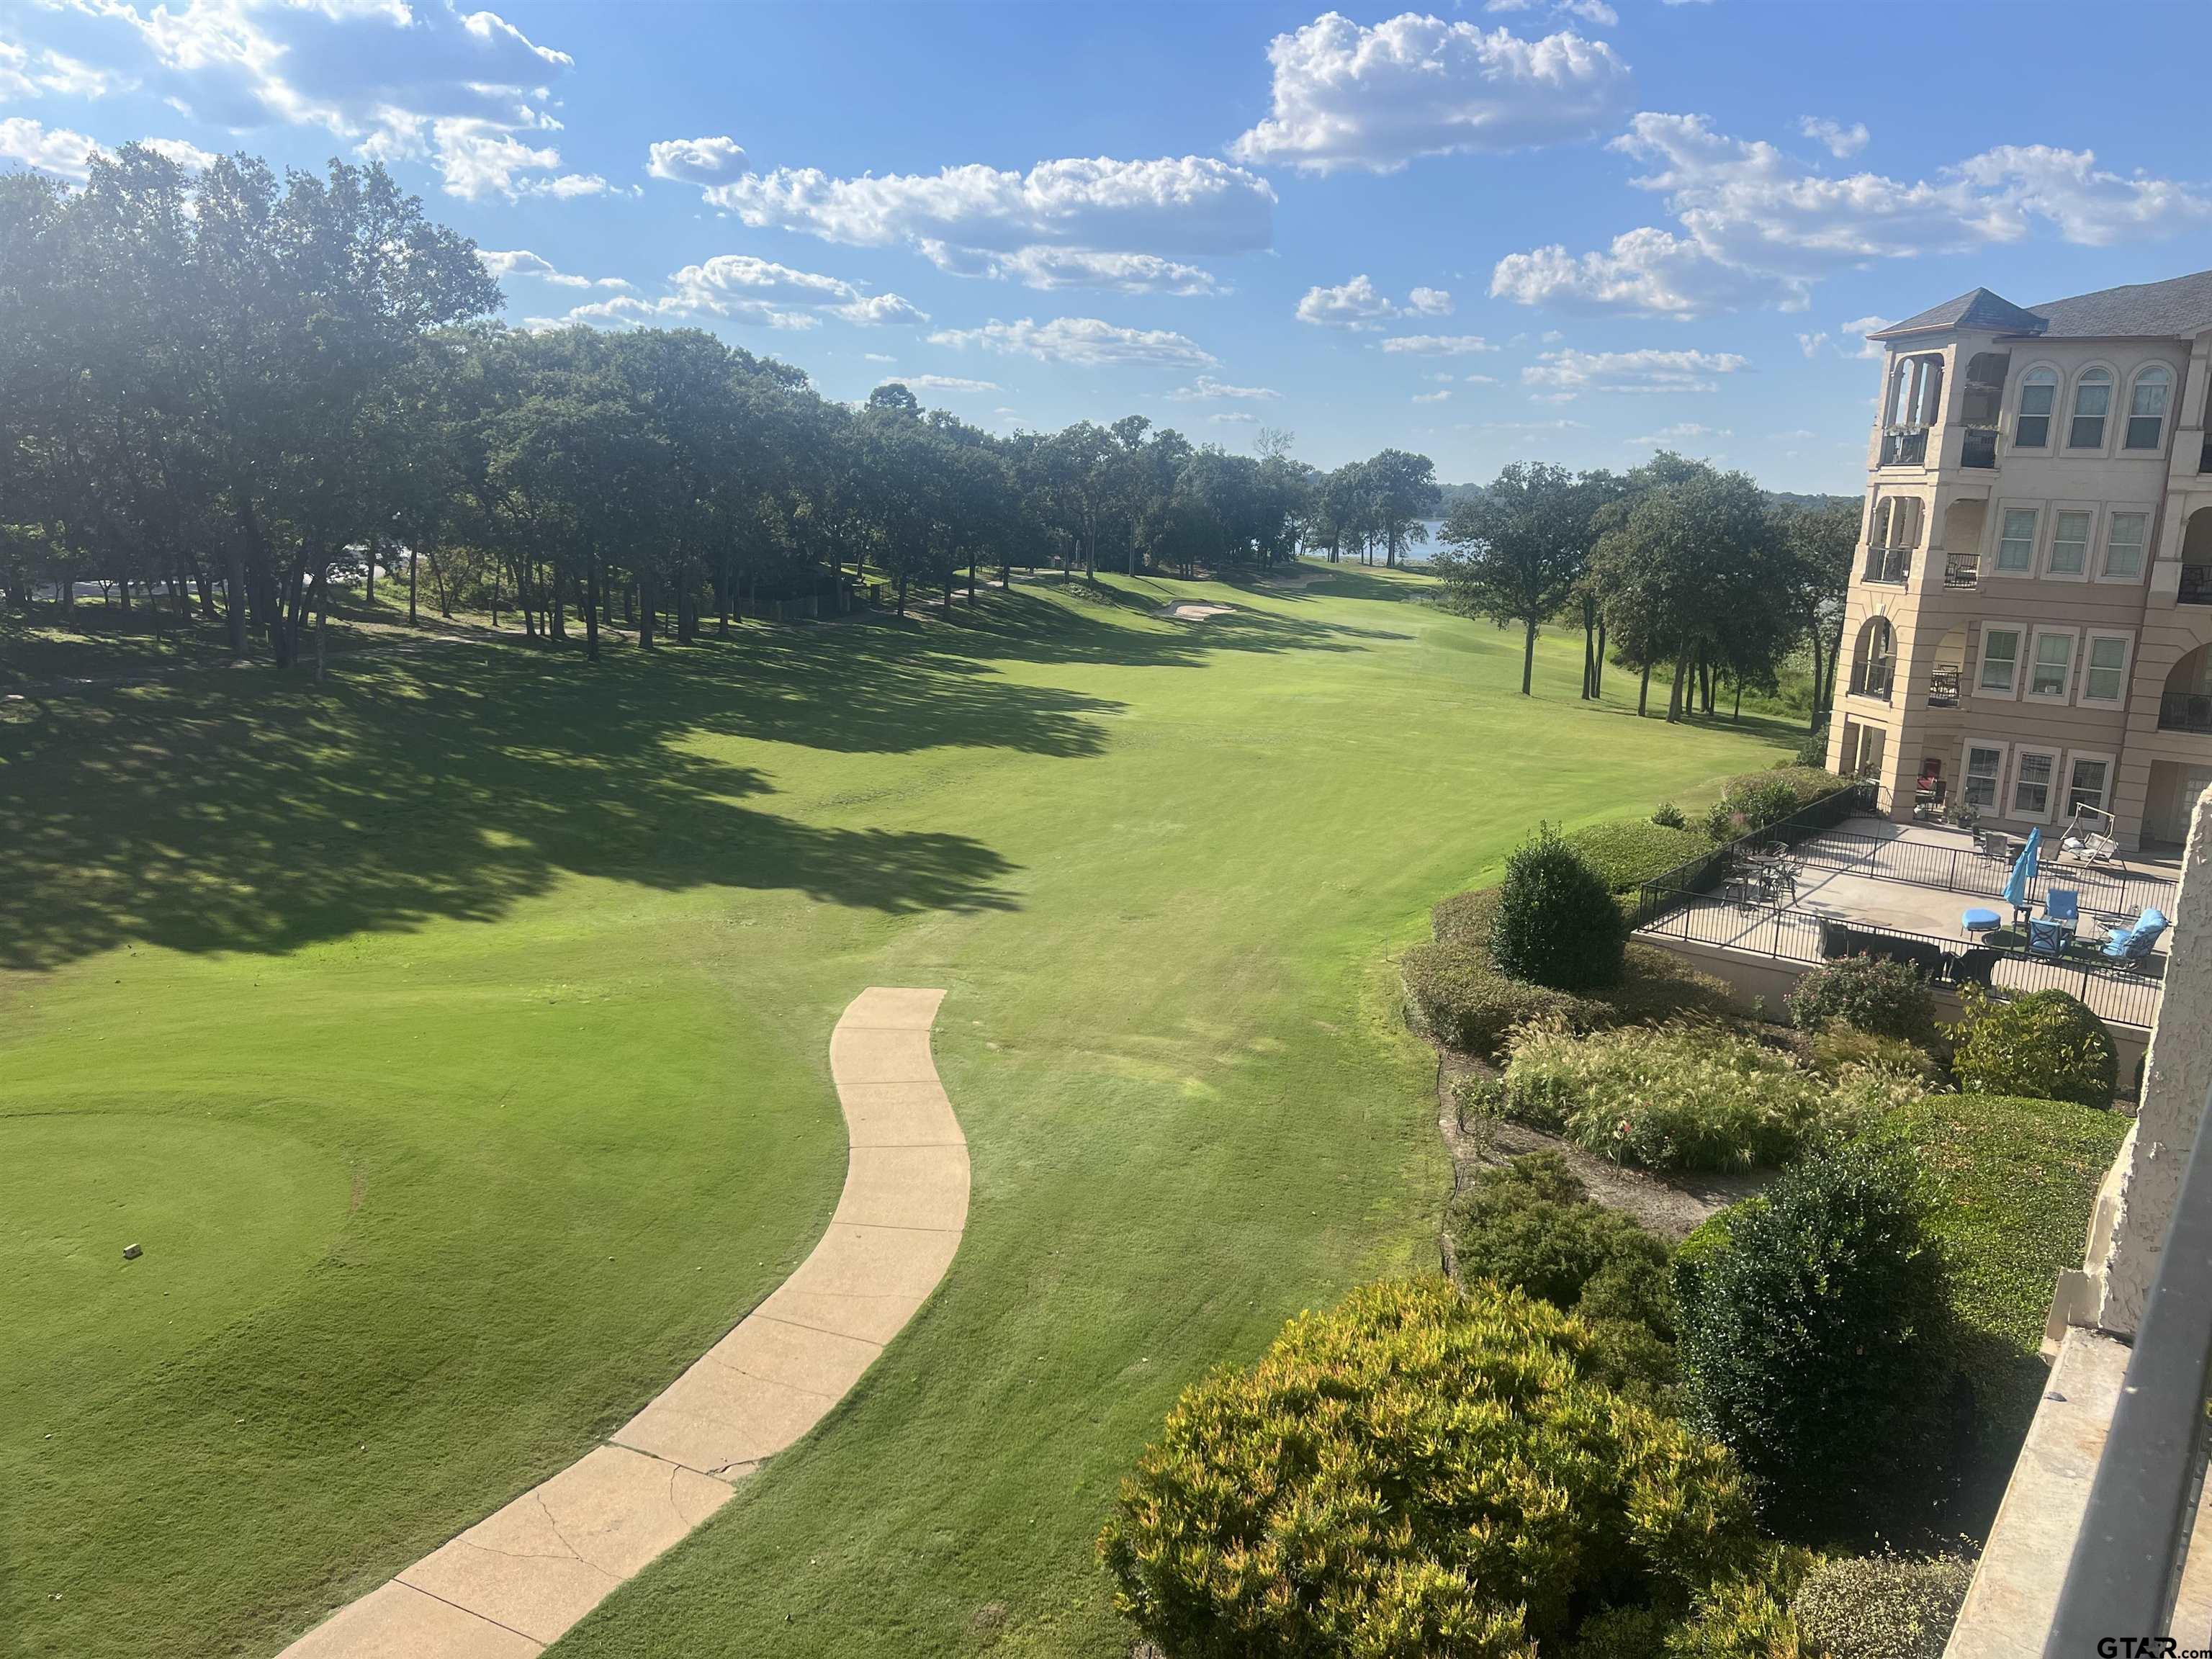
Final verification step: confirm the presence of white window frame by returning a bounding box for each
[1975,621,2025,700]
[2125,364,2175,454]
[2010,745,2062,823]
[1990,501,2041,579]
[1961,738,2010,811]
[2065,750,2118,819]
[2025,625,2081,703]
[2013,364,2061,451]
[2078,630,2135,708]
[2067,364,2118,454]
[2099,506,2155,583]
[2043,503,2099,582]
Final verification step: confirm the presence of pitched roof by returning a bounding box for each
[2026,269,2212,339]
[1868,287,2048,341]
[1867,269,2212,345]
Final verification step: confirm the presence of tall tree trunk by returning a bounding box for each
[1666,655,1688,722]
[551,566,567,642]
[895,570,909,617]
[364,537,375,606]
[1521,617,1537,696]
[1595,620,1606,696]
[225,539,248,657]
[1808,630,1827,730]
[1581,601,1596,699]
[583,554,601,664]
[408,541,419,627]
[1638,660,1652,718]
[1732,679,1743,721]
[313,569,328,686]
[639,572,657,649]
[490,565,500,629]
[968,554,979,608]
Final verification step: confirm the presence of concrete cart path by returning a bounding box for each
[278,987,965,1658]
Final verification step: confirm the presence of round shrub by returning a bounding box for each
[1788,956,1940,1047]
[1675,1143,1951,1534]
[1493,825,1628,992]
[1097,1277,1766,1659]
[1949,987,2117,1108]
[1791,1551,1974,1659]
[1653,801,1689,830]
[1403,939,1596,1058]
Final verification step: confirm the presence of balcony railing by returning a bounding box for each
[1961,427,1999,469]
[1850,660,1894,702]
[2200,432,2212,473]
[1944,554,1979,588]
[1880,426,1930,467]
[2181,565,2212,605]
[2159,693,2212,733]
[1926,664,1961,708]
[1862,546,1912,585]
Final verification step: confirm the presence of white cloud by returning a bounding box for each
[1166,374,1282,402]
[927,315,1217,369]
[863,352,897,364]
[647,135,748,184]
[552,253,923,331]
[1377,333,1495,355]
[1839,315,1893,359]
[478,248,627,289]
[0,116,99,180]
[693,153,1270,294]
[1492,111,2212,319]
[879,374,999,394]
[1296,274,1452,328]
[1209,410,1258,424]
[1629,421,1730,445]
[1799,117,1869,160]
[1478,418,1590,432]
[1413,389,1452,403]
[1522,346,1748,396]
[1465,372,1501,385]
[140,135,217,171]
[1229,12,1633,174]
[1796,331,1829,358]
[32,0,593,202]
[0,42,122,100]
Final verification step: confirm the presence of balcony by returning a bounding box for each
[1961,427,1999,469]
[1861,546,1912,585]
[2182,565,2212,605]
[2160,693,2212,734]
[1879,426,1929,468]
[1944,554,1979,588]
[2200,431,2212,473]
[1849,661,1893,703]
[1925,664,1961,709]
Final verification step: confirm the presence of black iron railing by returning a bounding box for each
[1927,665,1962,708]
[2046,1076,2212,1650]
[1945,554,1980,588]
[2161,694,2212,734]
[2180,565,2212,606]
[1851,661,1894,701]
[1881,426,1930,467]
[1629,782,1879,927]
[1862,547,1913,585]
[1961,428,1999,469]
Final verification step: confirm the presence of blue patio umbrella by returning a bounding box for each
[2002,826,2043,915]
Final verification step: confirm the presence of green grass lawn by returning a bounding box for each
[1,564,1792,1658]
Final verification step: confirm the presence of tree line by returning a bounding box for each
[1429,456,1855,728]
[1,145,1433,667]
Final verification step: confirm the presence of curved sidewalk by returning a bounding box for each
[281,987,965,1658]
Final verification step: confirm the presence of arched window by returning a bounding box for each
[2126,365,2172,451]
[1851,616,1895,700]
[2069,367,2113,449]
[2015,367,2059,448]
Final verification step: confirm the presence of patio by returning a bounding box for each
[1636,817,2178,1032]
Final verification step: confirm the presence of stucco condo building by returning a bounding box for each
[1827,269,2212,849]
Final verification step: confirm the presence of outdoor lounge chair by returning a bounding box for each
[2042,889,2081,931]
[2027,918,2073,958]
[2100,907,2170,970]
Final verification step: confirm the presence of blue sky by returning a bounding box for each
[6,0,2212,493]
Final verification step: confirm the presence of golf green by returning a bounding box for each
[0,566,1791,1657]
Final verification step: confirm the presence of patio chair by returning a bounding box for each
[1982,831,2013,866]
[2042,889,2081,932]
[1951,945,2000,989]
[2027,917,2073,958]
[2100,907,2170,971]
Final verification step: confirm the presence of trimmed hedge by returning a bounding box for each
[1448,1151,1676,1398]
[1949,987,2118,1108]
[1676,1143,1951,1534]
[1563,818,1717,894]
[1097,1277,1769,1659]
[1787,955,1940,1048]
[1431,885,1503,950]
[1501,1020,1833,1172]
[1493,827,1628,992]
[1406,936,1738,1061]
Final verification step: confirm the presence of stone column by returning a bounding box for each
[2092,780,2212,1335]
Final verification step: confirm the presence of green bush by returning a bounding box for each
[1653,801,1689,830]
[1403,938,1596,1058]
[1881,1094,2129,1506]
[1501,1020,1833,1172]
[1448,1152,1676,1398]
[1792,727,1830,769]
[1097,1277,1767,1659]
[1431,885,1501,950]
[1563,818,1717,894]
[1948,987,2118,1108]
[1791,1551,1974,1659]
[1493,826,1628,992]
[1675,1143,1951,1533]
[1606,943,1741,1025]
[1806,1023,1943,1087]
[1788,956,1941,1046]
